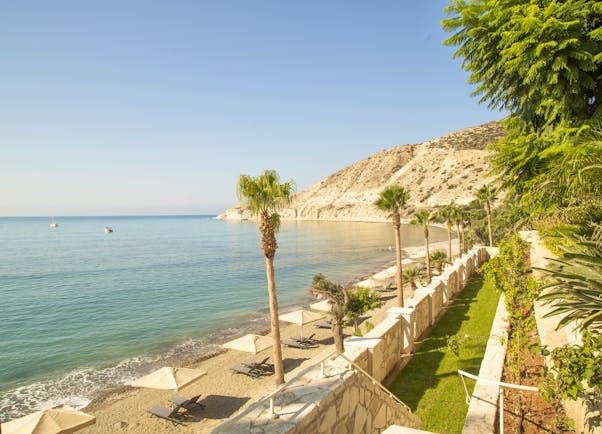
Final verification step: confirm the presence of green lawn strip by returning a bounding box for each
[388,276,500,434]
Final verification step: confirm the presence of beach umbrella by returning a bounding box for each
[131,367,207,391]
[310,299,332,313]
[356,277,383,288]
[2,405,95,434]
[279,309,325,339]
[222,334,273,354]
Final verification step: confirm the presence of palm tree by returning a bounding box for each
[237,170,295,385]
[475,184,497,247]
[311,274,349,354]
[375,185,410,307]
[538,232,602,331]
[453,205,465,257]
[437,204,456,262]
[403,267,420,294]
[411,209,434,283]
[430,250,447,274]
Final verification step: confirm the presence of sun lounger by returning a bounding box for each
[291,333,319,345]
[242,357,274,374]
[170,394,205,410]
[148,406,186,425]
[284,339,318,349]
[231,364,261,378]
[314,320,332,329]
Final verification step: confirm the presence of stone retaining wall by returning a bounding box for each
[287,362,420,434]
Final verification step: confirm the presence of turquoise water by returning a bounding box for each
[0,215,446,420]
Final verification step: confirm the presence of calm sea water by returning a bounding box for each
[0,215,446,420]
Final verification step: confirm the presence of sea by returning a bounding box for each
[0,215,447,421]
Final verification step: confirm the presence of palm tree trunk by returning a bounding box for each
[393,217,404,308]
[332,317,345,354]
[266,257,285,385]
[460,222,465,254]
[455,223,460,258]
[424,228,431,283]
[486,204,493,247]
[446,225,452,263]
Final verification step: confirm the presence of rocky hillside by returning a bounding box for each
[218,122,505,222]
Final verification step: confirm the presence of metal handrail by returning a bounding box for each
[338,353,412,413]
[210,349,337,433]
[458,370,539,434]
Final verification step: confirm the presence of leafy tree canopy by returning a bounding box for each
[442,0,602,130]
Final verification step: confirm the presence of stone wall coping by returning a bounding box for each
[343,345,368,362]
[345,336,382,349]
[364,317,400,338]
[387,307,415,315]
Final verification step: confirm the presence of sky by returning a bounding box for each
[0,1,501,217]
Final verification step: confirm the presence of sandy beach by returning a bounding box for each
[78,240,455,434]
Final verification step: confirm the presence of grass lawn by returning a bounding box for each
[388,276,500,434]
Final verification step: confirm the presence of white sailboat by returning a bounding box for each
[50,217,58,228]
[104,227,113,234]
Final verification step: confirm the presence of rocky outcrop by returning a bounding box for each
[218,122,505,221]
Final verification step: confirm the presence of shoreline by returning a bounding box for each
[74,239,456,433]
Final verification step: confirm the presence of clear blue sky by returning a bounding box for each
[1,1,501,217]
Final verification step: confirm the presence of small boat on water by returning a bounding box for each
[50,217,58,228]
[104,227,113,234]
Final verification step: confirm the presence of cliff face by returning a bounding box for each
[218,122,505,222]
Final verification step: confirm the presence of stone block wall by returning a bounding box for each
[287,364,420,434]
[412,293,431,339]
[364,317,401,382]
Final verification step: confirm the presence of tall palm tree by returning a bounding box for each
[437,204,456,262]
[476,184,497,247]
[453,205,465,257]
[237,170,295,385]
[375,185,410,307]
[411,209,434,283]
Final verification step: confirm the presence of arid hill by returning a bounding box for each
[218,122,505,222]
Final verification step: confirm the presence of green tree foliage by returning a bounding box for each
[541,330,602,402]
[443,1,602,227]
[442,0,602,129]
[481,235,539,382]
[346,287,382,332]
[538,231,602,330]
[311,273,349,354]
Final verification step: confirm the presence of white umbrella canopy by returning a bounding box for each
[279,309,325,339]
[2,405,96,434]
[279,309,324,326]
[309,299,332,313]
[356,277,383,288]
[131,367,207,391]
[223,334,273,354]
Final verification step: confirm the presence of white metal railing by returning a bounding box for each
[458,369,539,434]
[210,349,337,433]
[338,353,412,413]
